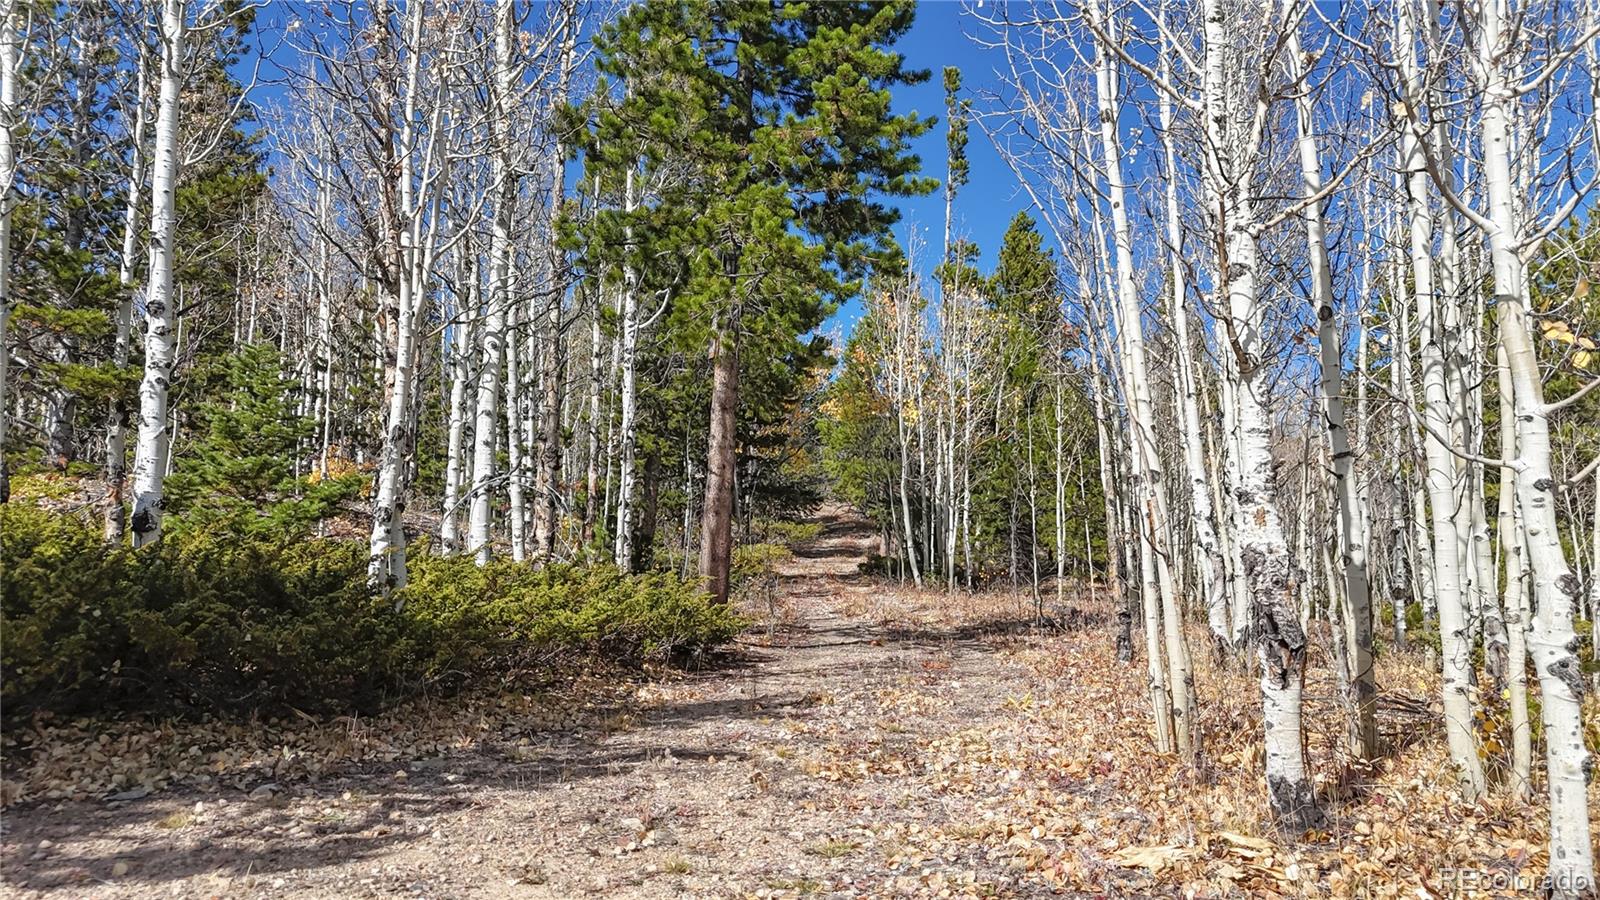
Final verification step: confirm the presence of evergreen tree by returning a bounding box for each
[165,343,360,537]
[586,0,934,601]
[8,3,126,471]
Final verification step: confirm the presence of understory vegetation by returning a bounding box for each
[1,503,741,718]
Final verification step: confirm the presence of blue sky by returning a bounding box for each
[823,0,1036,339]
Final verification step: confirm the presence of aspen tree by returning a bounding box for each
[1156,21,1229,659]
[441,297,472,555]
[1198,0,1321,829]
[506,295,528,562]
[104,35,149,540]
[612,166,641,570]
[1086,0,1195,760]
[1496,341,1533,802]
[1396,0,1489,799]
[1285,20,1376,760]
[365,0,455,593]
[1471,0,1593,883]
[531,1,579,562]
[467,0,520,566]
[886,274,924,589]
[129,0,189,548]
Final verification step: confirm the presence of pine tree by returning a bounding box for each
[164,343,359,536]
[587,0,934,602]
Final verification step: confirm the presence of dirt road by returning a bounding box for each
[1,507,1063,899]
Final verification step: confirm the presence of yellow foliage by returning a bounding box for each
[1539,317,1597,368]
[307,447,369,484]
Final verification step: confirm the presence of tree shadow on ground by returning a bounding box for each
[0,672,821,892]
[5,792,445,892]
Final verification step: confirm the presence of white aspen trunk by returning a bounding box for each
[532,7,578,562]
[163,308,182,482]
[885,284,923,588]
[129,0,186,548]
[1285,29,1376,759]
[917,390,932,574]
[1217,347,1254,648]
[1433,134,1478,648]
[1026,413,1041,611]
[1471,419,1508,686]
[1477,1,1592,885]
[441,311,472,554]
[1496,342,1532,802]
[1221,225,1321,831]
[581,178,603,548]
[1354,249,1381,654]
[932,383,943,580]
[528,260,558,562]
[960,353,975,588]
[942,300,959,595]
[1203,388,1246,653]
[368,0,441,593]
[315,168,334,481]
[612,167,642,569]
[369,272,418,591]
[505,300,527,562]
[1393,267,1438,621]
[1201,0,1318,829]
[1089,359,1129,659]
[1379,229,1413,646]
[1295,437,1313,629]
[104,41,149,539]
[467,236,505,565]
[584,287,603,547]
[600,278,622,543]
[1089,2,1193,756]
[1087,199,1163,708]
[468,0,517,566]
[1054,378,1066,607]
[1592,465,1600,671]
[1458,265,1505,679]
[1078,452,1095,599]
[896,402,921,587]
[1158,52,1228,658]
[1397,0,1486,798]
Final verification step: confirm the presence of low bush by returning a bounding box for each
[731,542,792,587]
[403,554,744,672]
[1,506,741,718]
[750,520,823,548]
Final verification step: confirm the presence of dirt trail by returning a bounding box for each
[1,506,1056,899]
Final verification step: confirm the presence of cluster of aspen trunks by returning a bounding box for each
[846,2,1597,896]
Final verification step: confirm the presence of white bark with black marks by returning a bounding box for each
[130,0,187,548]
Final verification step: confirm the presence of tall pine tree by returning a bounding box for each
[587,0,933,602]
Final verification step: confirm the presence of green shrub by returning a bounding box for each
[6,472,82,502]
[2,504,406,714]
[402,557,742,671]
[3,504,141,708]
[751,520,822,548]
[1404,601,1426,634]
[731,543,792,589]
[2,506,740,718]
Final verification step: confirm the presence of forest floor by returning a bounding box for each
[1,505,1589,898]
